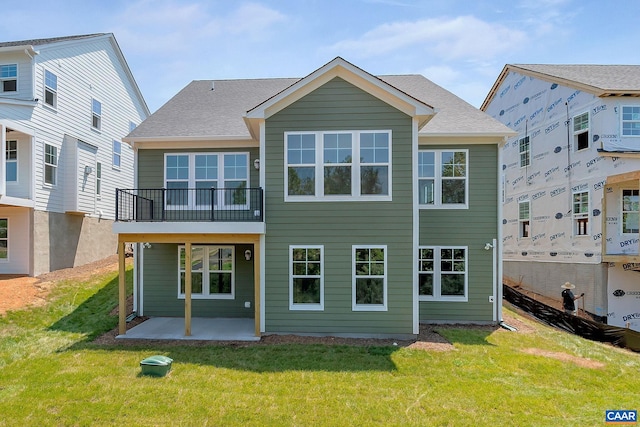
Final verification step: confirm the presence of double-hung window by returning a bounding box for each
[573,112,589,151]
[44,143,57,185]
[352,245,387,311]
[418,150,467,208]
[519,136,530,167]
[418,247,467,301]
[91,98,101,130]
[164,153,248,208]
[622,189,639,234]
[6,140,17,182]
[290,246,324,310]
[178,245,234,299]
[112,140,121,169]
[96,162,102,197]
[0,64,17,92]
[44,70,57,108]
[0,218,7,260]
[519,200,530,238]
[572,191,589,236]
[286,130,391,201]
[622,106,640,136]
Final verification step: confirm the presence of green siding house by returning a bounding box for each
[113,57,514,338]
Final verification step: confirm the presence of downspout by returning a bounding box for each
[496,137,505,324]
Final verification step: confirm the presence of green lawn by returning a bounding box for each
[0,267,638,426]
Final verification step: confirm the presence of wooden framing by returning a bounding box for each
[601,176,640,261]
[116,233,262,338]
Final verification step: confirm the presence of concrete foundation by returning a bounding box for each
[504,260,609,320]
[32,210,117,276]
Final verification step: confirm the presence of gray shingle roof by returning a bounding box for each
[128,74,512,140]
[511,64,640,93]
[0,33,107,48]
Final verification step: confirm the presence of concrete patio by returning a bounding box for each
[116,317,260,341]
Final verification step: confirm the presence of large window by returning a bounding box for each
[572,191,589,236]
[178,245,234,299]
[91,98,101,130]
[6,140,17,182]
[44,70,57,108]
[519,136,530,167]
[352,245,387,311]
[0,219,7,260]
[164,152,248,208]
[0,64,17,92]
[622,106,640,137]
[573,112,589,151]
[418,150,467,208]
[418,247,467,301]
[519,200,530,238]
[622,189,639,234]
[289,246,324,310]
[44,143,57,185]
[112,140,121,169]
[286,130,391,201]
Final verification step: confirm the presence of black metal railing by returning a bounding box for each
[116,188,264,222]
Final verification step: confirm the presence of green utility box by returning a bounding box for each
[140,355,173,377]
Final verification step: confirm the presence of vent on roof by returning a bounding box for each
[211,81,215,91]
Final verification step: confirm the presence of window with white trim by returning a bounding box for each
[91,98,101,130]
[572,191,589,236]
[178,245,234,299]
[418,247,467,301]
[622,189,639,234]
[519,200,530,238]
[0,64,17,92]
[44,70,57,108]
[112,140,121,169]
[0,218,7,260]
[352,245,387,311]
[519,136,530,167]
[418,150,467,208]
[96,162,102,197]
[622,106,640,136]
[286,130,391,200]
[573,112,589,151]
[290,246,324,310]
[44,143,57,185]
[164,153,248,208]
[6,140,17,182]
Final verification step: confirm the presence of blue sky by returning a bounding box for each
[4,0,639,113]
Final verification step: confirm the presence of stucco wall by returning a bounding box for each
[32,210,117,276]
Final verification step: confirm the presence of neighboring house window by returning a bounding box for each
[0,218,6,260]
[622,106,640,136]
[96,162,102,197]
[91,98,101,130]
[6,140,17,182]
[519,200,530,238]
[178,245,234,299]
[44,143,57,185]
[418,150,467,208]
[44,70,57,108]
[418,246,467,301]
[164,153,248,208]
[573,112,589,151]
[572,191,589,236]
[352,245,387,311]
[519,136,530,167]
[0,64,17,92]
[112,140,121,169]
[289,246,324,310]
[285,130,391,200]
[622,189,639,234]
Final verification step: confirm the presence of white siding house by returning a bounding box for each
[0,33,149,275]
[482,65,640,331]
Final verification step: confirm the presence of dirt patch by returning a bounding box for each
[521,348,606,369]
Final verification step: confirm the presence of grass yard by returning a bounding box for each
[0,266,638,426]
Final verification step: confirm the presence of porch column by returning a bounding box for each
[185,242,192,336]
[118,240,126,335]
[253,241,261,337]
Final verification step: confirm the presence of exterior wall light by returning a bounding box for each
[244,249,252,261]
[253,159,260,170]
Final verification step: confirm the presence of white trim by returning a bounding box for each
[43,68,57,110]
[112,140,122,170]
[91,97,102,131]
[43,142,58,187]
[418,149,469,209]
[572,110,590,152]
[177,245,235,300]
[0,217,8,263]
[418,246,468,302]
[518,199,531,238]
[112,220,265,235]
[571,188,590,236]
[137,243,142,316]
[259,234,265,333]
[0,63,18,94]
[352,245,388,311]
[621,105,640,137]
[621,188,640,235]
[5,139,17,184]
[288,245,324,311]
[412,118,420,334]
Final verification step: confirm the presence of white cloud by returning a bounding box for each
[328,15,527,61]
